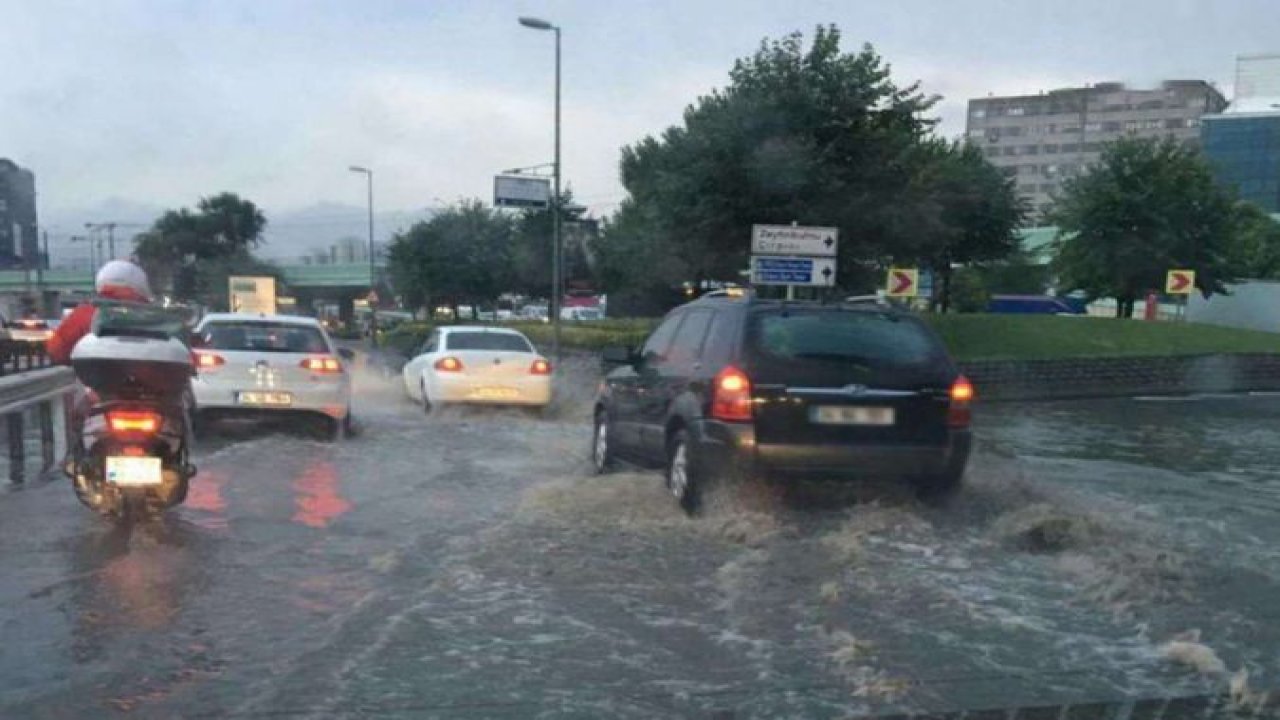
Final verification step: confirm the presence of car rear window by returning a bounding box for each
[201,322,329,354]
[446,332,533,352]
[748,309,946,368]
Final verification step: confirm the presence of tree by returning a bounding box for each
[906,140,1027,311]
[1226,202,1280,279]
[385,200,515,315]
[605,26,941,293]
[509,190,593,298]
[134,193,269,299]
[1051,137,1239,318]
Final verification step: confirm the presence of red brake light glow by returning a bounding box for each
[301,356,343,373]
[195,351,225,370]
[948,375,975,428]
[711,366,753,422]
[435,357,464,372]
[107,410,162,435]
[530,358,552,375]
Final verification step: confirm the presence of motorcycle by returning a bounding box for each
[66,303,197,522]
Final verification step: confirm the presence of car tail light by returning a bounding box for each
[107,410,162,435]
[948,375,975,428]
[195,351,225,371]
[530,358,552,375]
[435,357,464,372]
[300,356,343,373]
[711,366,753,422]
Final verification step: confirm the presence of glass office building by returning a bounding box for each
[1202,102,1280,212]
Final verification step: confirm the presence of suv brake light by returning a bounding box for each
[948,375,974,428]
[107,410,162,435]
[300,356,343,373]
[711,366,753,422]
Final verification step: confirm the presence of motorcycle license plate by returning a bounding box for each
[106,456,163,486]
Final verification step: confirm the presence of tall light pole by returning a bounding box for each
[348,165,377,346]
[519,15,562,363]
[85,222,117,261]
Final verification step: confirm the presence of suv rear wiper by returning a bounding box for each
[793,352,875,368]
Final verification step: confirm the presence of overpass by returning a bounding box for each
[0,262,378,299]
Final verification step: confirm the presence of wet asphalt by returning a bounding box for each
[1,361,1278,719]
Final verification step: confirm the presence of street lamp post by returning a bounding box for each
[519,15,562,363]
[348,165,377,347]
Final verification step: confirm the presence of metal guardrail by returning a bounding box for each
[0,366,76,484]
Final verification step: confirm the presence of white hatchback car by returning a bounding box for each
[402,326,551,410]
[191,313,354,436]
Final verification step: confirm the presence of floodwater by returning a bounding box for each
[1,359,1277,718]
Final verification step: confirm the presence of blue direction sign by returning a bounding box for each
[751,255,836,287]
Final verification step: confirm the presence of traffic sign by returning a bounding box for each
[494,174,551,209]
[751,225,838,257]
[886,268,918,297]
[1166,269,1195,294]
[751,256,836,287]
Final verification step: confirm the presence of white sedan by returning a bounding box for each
[191,313,354,437]
[402,326,552,410]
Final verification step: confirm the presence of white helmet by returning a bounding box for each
[95,260,152,301]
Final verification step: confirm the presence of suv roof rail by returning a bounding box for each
[842,294,892,307]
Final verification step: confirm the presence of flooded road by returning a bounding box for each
[1,364,1278,718]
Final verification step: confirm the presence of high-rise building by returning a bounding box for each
[1201,55,1280,213]
[965,81,1227,219]
[0,158,39,268]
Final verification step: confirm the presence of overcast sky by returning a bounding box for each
[4,0,1278,232]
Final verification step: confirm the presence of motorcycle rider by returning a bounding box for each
[48,259,153,364]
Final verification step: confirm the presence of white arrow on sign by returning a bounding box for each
[751,255,837,287]
[751,225,838,257]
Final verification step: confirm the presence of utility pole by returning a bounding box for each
[85,222,117,261]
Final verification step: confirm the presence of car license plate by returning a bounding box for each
[238,391,293,406]
[105,456,163,486]
[810,406,895,426]
[472,387,518,400]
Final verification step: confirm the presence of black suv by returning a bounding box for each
[592,295,973,513]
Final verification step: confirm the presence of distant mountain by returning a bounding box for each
[256,203,437,263]
[43,198,437,267]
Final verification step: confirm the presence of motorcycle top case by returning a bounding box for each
[70,301,194,397]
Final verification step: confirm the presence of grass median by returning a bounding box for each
[380,314,1280,363]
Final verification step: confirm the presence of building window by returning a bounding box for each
[1023,145,1040,155]
[1002,126,1024,137]
[1044,144,1059,153]
[985,147,1000,158]
[1083,142,1102,152]
[1124,120,1140,131]
[968,130,986,139]
[1039,183,1057,193]
[1103,121,1122,132]
[1019,184,1037,194]
[1060,125,1081,133]
[1186,117,1200,128]
[1084,122,1102,132]
[1061,143,1080,153]
[971,108,986,119]
[1043,164,1058,176]
[1008,107,1026,116]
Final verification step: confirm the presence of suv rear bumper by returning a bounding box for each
[692,419,972,480]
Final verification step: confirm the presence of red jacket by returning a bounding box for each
[47,287,149,365]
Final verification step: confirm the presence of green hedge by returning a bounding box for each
[380,319,659,357]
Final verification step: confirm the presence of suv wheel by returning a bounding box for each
[420,380,434,414]
[666,430,702,515]
[592,410,616,474]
